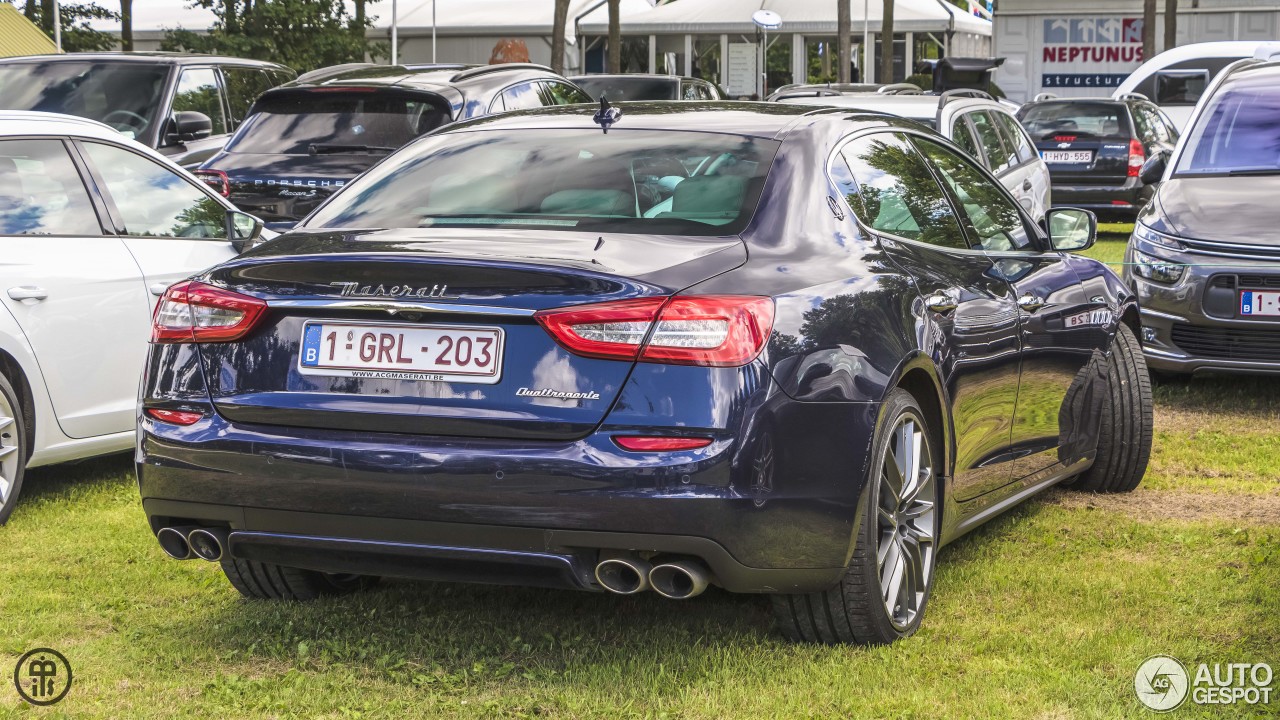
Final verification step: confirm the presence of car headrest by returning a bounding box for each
[671,175,747,215]
[540,189,633,216]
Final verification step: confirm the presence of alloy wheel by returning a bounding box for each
[876,414,937,631]
[0,390,19,509]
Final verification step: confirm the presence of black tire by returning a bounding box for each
[220,558,379,601]
[0,371,28,526]
[772,389,940,645]
[1070,323,1153,493]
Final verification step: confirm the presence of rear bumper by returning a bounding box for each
[1051,178,1149,219]
[137,403,878,593]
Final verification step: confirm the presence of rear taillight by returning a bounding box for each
[535,295,774,367]
[614,436,713,452]
[193,169,230,197]
[152,281,267,343]
[145,408,204,425]
[1128,138,1146,177]
[1053,134,1077,142]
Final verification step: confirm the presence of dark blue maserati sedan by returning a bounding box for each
[137,102,1153,645]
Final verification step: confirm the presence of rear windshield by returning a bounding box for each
[573,77,677,101]
[227,91,451,155]
[304,128,779,235]
[1175,76,1280,176]
[1019,102,1129,140]
[0,61,167,139]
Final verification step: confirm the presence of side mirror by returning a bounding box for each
[1140,151,1169,185]
[226,210,263,252]
[1046,207,1097,252]
[165,111,213,145]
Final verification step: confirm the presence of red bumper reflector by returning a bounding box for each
[145,408,204,426]
[613,436,713,452]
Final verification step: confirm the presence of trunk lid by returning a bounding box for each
[197,228,746,440]
[1022,102,1134,184]
[208,153,376,225]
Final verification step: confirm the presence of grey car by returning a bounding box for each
[1125,53,1280,376]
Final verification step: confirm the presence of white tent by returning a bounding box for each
[578,0,991,36]
[395,0,654,43]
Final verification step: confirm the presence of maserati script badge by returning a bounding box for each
[330,282,459,299]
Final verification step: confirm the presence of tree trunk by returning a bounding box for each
[225,0,239,34]
[40,0,54,35]
[121,0,133,51]
[837,0,851,84]
[1164,0,1177,52]
[880,0,895,84]
[550,0,570,75]
[355,0,365,26]
[23,0,36,21]
[607,0,621,73]
[1142,0,1157,62]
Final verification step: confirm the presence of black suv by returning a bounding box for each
[197,63,592,228]
[0,52,294,167]
[1018,94,1179,220]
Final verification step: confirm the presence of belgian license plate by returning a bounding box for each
[1240,291,1280,317]
[1042,150,1092,163]
[299,321,504,383]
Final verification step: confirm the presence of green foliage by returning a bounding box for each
[8,0,119,52]
[160,0,385,73]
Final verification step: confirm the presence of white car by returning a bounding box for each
[775,89,1053,223]
[1113,41,1280,131]
[0,111,263,523]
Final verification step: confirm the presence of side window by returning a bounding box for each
[1154,70,1209,105]
[171,67,227,137]
[968,111,1012,175]
[1158,109,1180,142]
[951,118,983,164]
[1135,104,1171,144]
[913,137,1033,253]
[0,139,100,236]
[223,67,271,127]
[544,81,592,105]
[839,132,967,250]
[494,82,545,113]
[994,111,1037,164]
[81,142,227,239]
[680,82,700,100]
[695,83,713,100]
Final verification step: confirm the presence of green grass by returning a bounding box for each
[2,374,1278,718]
[1077,222,1131,269]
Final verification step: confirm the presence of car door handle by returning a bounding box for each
[7,286,47,302]
[149,282,171,297]
[1017,293,1046,312]
[925,293,958,314]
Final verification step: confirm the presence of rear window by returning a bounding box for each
[227,91,451,155]
[1019,102,1129,140]
[573,77,677,101]
[1175,75,1280,176]
[305,129,779,236]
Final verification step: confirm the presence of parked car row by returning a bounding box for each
[0,45,1275,647]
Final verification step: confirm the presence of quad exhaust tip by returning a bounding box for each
[156,526,196,560]
[186,527,229,562]
[595,557,652,595]
[649,560,709,600]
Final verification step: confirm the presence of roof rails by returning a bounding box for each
[1033,92,1058,102]
[768,88,844,102]
[877,83,924,95]
[451,63,554,82]
[1117,92,1150,102]
[402,63,471,71]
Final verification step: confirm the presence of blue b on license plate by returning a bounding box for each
[299,321,504,383]
[1240,291,1280,317]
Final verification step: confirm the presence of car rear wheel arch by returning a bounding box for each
[885,358,952,488]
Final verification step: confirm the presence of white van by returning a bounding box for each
[1113,41,1280,130]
